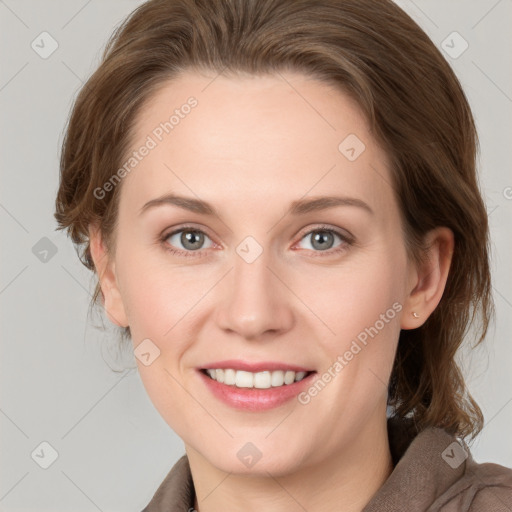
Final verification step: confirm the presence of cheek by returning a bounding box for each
[311,249,405,378]
[136,358,196,444]
[311,257,404,335]
[114,238,188,332]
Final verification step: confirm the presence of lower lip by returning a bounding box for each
[197,369,317,411]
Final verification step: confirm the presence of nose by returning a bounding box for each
[214,246,294,341]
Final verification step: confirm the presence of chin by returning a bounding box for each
[194,440,311,478]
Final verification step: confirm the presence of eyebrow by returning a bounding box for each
[138,193,374,217]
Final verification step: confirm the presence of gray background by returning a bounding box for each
[1,0,511,510]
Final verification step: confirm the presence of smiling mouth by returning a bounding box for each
[200,368,316,389]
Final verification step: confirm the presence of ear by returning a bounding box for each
[401,227,454,330]
[88,222,129,328]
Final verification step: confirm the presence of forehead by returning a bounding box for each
[119,70,396,222]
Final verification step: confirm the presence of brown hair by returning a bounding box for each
[54,0,493,441]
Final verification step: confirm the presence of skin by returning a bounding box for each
[89,70,454,512]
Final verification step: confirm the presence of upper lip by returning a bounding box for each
[199,360,314,373]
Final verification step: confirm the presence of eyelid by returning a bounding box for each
[294,223,355,245]
[161,223,353,243]
[161,224,221,251]
[160,223,355,256]
[161,223,218,243]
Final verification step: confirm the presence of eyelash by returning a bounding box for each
[158,224,354,259]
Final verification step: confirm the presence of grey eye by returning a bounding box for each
[298,230,343,251]
[166,229,213,251]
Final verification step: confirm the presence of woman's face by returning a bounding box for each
[99,70,420,475]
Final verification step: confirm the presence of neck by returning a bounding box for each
[187,415,393,512]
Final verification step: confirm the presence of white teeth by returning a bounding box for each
[224,368,236,385]
[204,368,310,388]
[284,370,295,385]
[254,371,271,389]
[271,371,284,387]
[235,370,254,388]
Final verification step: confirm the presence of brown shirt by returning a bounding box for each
[141,417,512,511]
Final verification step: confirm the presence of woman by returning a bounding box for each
[54,0,512,510]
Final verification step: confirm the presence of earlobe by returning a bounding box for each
[88,223,129,328]
[401,227,454,330]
